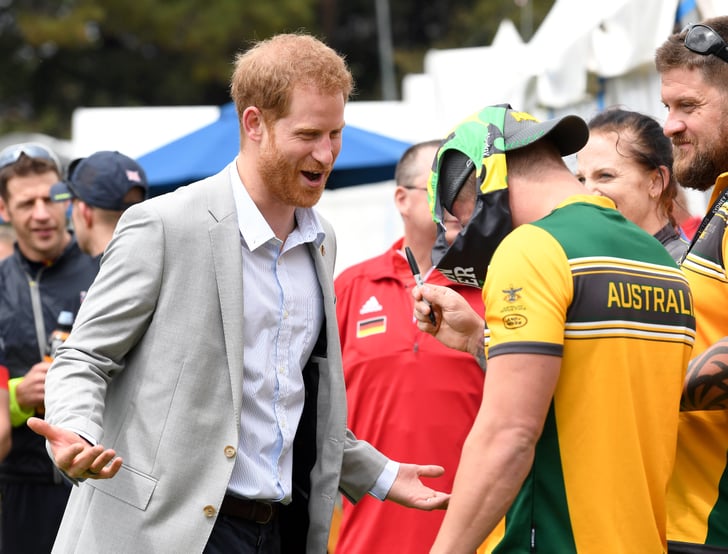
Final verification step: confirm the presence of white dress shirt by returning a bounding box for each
[226,163,324,503]
[225,162,398,503]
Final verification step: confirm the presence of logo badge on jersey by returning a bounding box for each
[503,286,522,303]
[357,296,386,337]
[359,296,383,314]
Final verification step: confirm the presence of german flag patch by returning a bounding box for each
[357,316,387,338]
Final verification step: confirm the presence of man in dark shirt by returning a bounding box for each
[0,142,98,553]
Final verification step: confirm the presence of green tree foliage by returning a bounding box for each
[0,0,319,136]
[0,0,553,138]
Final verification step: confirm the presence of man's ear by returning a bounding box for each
[0,197,10,223]
[242,107,265,143]
[78,201,94,228]
[393,186,408,212]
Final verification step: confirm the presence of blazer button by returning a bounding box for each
[203,505,216,518]
[224,446,236,458]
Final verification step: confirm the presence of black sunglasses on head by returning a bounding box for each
[683,23,728,64]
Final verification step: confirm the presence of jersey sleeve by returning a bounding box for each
[484,224,573,359]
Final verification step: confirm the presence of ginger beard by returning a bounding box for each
[257,126,332,209]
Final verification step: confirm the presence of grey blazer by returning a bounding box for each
[44,169,387,553]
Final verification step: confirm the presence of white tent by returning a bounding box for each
[529,0,679,112]
[346,0,714,140]
[362,0,724,214]
[422,19,531,131]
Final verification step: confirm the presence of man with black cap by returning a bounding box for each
[413,104,696,553]
[51,151,148,259]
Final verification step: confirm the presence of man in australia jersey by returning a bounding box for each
[657,15,728,553]
[413,104,696,553]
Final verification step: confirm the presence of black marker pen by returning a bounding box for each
[405,246,437,326]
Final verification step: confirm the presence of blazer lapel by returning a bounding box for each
[207,176,245,410]
[309,226,336,327]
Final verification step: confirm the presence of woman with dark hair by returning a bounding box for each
[576,107,688,261]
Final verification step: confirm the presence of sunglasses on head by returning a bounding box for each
[0,142,61,172]
[683,23,728,64]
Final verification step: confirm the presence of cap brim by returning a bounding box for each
[506,115,589,157]
[49,181,74,203]
[545,115,590,156]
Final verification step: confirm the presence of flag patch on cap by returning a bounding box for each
[126,169,142,182]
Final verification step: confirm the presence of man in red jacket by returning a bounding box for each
[333,140,485,553]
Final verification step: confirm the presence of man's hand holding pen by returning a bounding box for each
[412,283,486,361]
[405,246,437,326]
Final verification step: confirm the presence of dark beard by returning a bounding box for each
[673,139,728,192]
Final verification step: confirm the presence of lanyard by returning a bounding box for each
[679,187,728,266]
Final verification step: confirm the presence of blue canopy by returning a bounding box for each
[137,103,412,196]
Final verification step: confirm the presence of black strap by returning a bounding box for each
[679,187,728,266]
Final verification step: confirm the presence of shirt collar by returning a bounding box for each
[554,194,617,211]
[228,162,326,251]
[708,171,728,207]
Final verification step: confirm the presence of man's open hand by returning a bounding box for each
[27,417,122,480]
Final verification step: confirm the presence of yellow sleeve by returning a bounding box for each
[484,225,573,354]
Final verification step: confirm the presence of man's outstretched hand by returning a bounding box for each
[386,463,450,510]
[27,417,122,480]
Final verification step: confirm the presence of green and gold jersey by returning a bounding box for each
[480,195,695,554]
[667,173,728,548]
